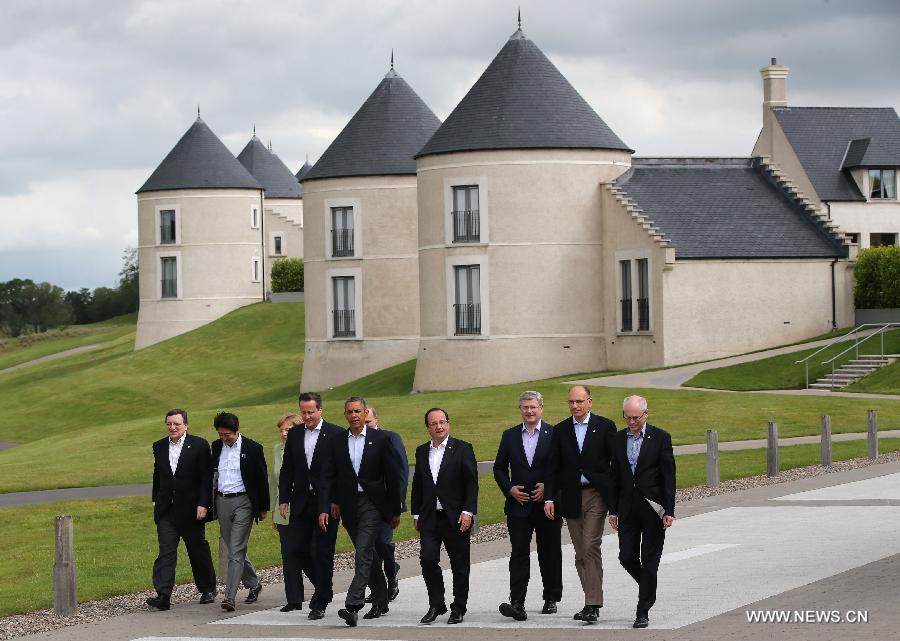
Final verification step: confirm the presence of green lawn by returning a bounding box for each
[683,329,900,392]
[0,314,136,371]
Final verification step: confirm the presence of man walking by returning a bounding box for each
[608,395,676,629]
[411,407,478,625]
[493,391,562,620]
[544,385,616,623]
[211,411,269,612]
[147,409,217,610]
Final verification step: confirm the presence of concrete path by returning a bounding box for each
[0,343,102,376]
[19,459,900,641]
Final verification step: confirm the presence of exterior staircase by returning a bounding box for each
[810,354,898,390]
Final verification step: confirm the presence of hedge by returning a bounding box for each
[271,258,304,293]
[854,246,900,309]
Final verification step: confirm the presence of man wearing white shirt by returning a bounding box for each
[410,407,478,625]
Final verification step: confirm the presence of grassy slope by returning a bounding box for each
[683,329,900,392]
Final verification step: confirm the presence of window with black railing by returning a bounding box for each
[454,303,481,335]
[332,276,356,337]
[619,259,632,332]
[159,210,176,244]
[452,185,480,242]
[637,258,650,331]
[331,206,354,257]
[332,309,356,337]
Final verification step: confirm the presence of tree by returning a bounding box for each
[65,288,94,324]
[271,258,304,293]
[0,279,30,337]
[22,281,71,333]
[854,246,900,309]
[116,246,139,315]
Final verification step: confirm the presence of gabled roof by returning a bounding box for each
[616,158,846,259]
[303,69,441,181]
[417,28,630,158]
[773,107,900,201]
[237,136,302,199]
[137,117,261,193]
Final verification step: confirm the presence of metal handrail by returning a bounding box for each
[795,323,898,389]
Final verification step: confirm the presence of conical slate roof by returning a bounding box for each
[137,117,262,193]
[417,28,631,157]
[295,160,313,182]
[237,136,302,199]
[303,68,441,181]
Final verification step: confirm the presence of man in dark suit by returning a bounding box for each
[608,395,676,630]
[318,397,403,627]
[365,406,409,602]
[493,390,562,621]
[411,407,478,625]
[544,385,616,623]
[147,408,217,610]
[278,392,343,619]
[211,411,269,612]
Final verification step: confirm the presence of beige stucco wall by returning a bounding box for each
[828,191,900,249]
[135,188,265,350]
[413,148,632,391]
[660,258,854,365]
[265,197,304,290]
[752,111,822,208]
[300,175,420,392]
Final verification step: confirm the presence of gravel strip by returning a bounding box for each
[3,451,899,640]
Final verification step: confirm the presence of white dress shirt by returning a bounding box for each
[348,426,367,492]
[428,437,447,511]
[168,433,186,475]
[218,435,246,493]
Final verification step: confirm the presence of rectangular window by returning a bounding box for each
[251,257,261,283]
[619,260,632,332]
[274,236,282,255]
[870,233,898,247]
[452,185,480,242]
[251,206,259,229]
[160,256,177,298]
[332,276,356,337]
[331,206,354,257]
[453,265,481,335]
[847,232,860,245]
[637,258,650,331]
[159,209,176,244]
[869,169,897,199]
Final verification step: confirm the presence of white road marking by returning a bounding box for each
[773,472,900,501]
[660,543,739,564]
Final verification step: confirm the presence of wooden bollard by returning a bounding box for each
[767,421,779,477]
[821,415,832,467]
[868,410,878,459]
[706,429,720,487]
[53,515,77,616]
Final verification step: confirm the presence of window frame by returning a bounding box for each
[156,251,182,300]
[444,176,488,245]
[324,198,362,259]
[250,204,260,229]
[868,168,897,200]
[615,251,653,335]
[155,205,181,246]
[325,267,363,339]
[444,254,489,338]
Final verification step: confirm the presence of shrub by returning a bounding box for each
[271,258,304,293]
[854,246,900,309]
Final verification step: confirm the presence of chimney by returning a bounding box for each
[760,57,790,118]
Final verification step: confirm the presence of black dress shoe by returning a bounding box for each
[198,591,216,604]
[419,604,447,624]
[499,601,527,621]
[146,594,170,610]
[541,600,557,614]
[338,608,358,627]
[244,583,262,604]
[574,605,599,622]
[307,607,325,620]
[634,611,649,628]
[363,603,389,619]
[448,609,465,624]
[387,577,400,601]
[220,599,235,612]
[364,591,373,603]
[279,602,302,612]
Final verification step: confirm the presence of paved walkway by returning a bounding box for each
[0,343,102,377]
[19,459,900,641]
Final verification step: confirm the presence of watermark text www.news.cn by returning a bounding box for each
[746,610,868,624]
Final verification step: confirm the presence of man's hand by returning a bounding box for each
[330,503,340,520]
[258,511,268,521]
[530,482,545,502]
[458,512,473,532]
[608,515,619,531]
[196,506,207,521]
[279,502,289,519]
[663,515,674,528]
[389,515,401,529]
[544,501,555,520]
[271,517,278,531]
[318,512,329,531]
[509,485,528,505]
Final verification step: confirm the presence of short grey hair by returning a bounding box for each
[622,395,648,413]
[518,390,544,407]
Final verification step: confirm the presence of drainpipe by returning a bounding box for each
[830,258,838,329]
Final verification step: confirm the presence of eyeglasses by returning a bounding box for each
[567,398,590,405]
[427,419,449,428]
[623,411,646,422]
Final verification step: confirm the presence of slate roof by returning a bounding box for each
[137,117,261,193]
[417,28,630,158]
[237,136,302,199]
[615,158,846,259]
[302,69,441,181]
[294,160,312,197]
[773,107,900,201]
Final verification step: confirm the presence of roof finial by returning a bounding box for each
[306,152,309,163]
[197,104,201,120]
[391,48,394,70]
[268,139,272,152]
[253,123,256,137]
[518,6,521,29]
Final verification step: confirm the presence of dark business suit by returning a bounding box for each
[319,427,403,610]
[373,428,409,585]
[278,419,343,609]
[150,433,216,598]
[545,413,616,606]
[411,436,478,613]
[493,420,562,604]
[211,435,269,602]
[609,423,676,616]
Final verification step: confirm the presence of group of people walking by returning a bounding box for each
[147,384,675,629]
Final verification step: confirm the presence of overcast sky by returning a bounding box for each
[1,0,897,290]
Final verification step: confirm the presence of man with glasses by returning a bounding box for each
[544,385,616,623]
[608,395,675,629]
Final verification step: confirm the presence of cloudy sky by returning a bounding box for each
[1,0,897,290]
